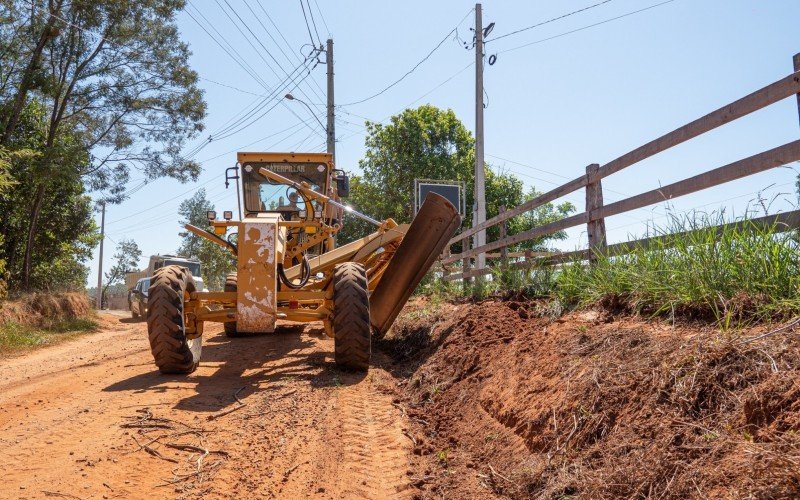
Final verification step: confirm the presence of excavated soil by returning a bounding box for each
[0,292,92,326]
[383,298,800,499]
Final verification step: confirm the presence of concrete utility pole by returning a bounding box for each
[95,201,105,309]
[473,3,486,272]
[326,38,336,163]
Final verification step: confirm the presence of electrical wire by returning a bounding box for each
[254,1,328,100]
[312,0,331,38]
[486,0,613,43]
[184,3,324,154]
[497,0,677,54]
[340,7,474,106]
[299,0,319,50]
[213,0,325,136]
[336,61,474,145]
[305,0,323,48]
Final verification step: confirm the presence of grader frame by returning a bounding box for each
[146,152,460,374]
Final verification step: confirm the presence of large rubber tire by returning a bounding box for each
[223,272,241,337]
[332,262,371,371]
[146,265,201,374]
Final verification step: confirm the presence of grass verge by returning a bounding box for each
[422,211,800,327]
[0,317,98,354]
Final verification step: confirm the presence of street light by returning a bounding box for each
[284,93,326,133]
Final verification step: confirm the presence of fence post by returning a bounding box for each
[585,163,607,262]
[499,205,508,267]
[794,53,800,127]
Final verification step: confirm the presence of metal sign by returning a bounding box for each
[414,179,465,217]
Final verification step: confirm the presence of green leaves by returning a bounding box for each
[339,104,574,251]
[177,189,235,291]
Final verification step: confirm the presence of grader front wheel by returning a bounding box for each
[332,262,371,371]
[146,265,202,374]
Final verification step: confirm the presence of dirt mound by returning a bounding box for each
[0,292,92,327]
[383,299,800,498]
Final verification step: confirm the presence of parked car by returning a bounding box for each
[128,277,150,319]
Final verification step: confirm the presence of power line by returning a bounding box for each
[497,0,677,54]
[213,0,325,136]
[311,0,331,38]
[186,3,271,91]
[486,0,613,43]
[240,0,327,106]
[336,61,474,145]
[254,0,328,100]
[340,8,474,106]
[299,0,320,51]
[304,0,323,48]
[184,3,322,154]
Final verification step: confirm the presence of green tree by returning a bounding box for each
[101,238,141,307]
[177,189,235,291]
[339,105,574,251]
[0,100,99,291]
[1,0,206,288]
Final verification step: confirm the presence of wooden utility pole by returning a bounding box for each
[326,38,336,163]
[473,3,486,272]
[95,201,105,309]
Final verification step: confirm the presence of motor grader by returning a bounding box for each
[146,152,460,373]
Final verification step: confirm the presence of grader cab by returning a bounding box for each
[146,152,460,373]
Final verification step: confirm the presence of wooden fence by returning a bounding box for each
[441,53,800,282]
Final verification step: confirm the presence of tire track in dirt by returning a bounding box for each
[329,376,412,499]
[0,313,413,499]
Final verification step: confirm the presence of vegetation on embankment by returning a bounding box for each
[428,211,800,327]
[0,292,98,354]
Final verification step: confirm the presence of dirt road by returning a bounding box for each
[0,313,413,499]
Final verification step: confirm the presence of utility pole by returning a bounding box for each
[326,38,336,163]
[95,201,105,309]
[473,3,486,272]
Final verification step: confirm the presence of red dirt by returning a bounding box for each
[383,298,800,499]
[0,292,91,326]
[0,315,414,499]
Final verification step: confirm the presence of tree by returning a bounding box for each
[102,238,141,308]
[177,189,235,291]
[0,99,99,291]
[0,0,206,288]
[339,105,574,251]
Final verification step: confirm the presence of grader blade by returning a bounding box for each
[370,193,461,336]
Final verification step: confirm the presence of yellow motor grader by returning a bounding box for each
[146,152,460,373]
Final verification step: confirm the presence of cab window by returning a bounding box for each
[242,162,328,213]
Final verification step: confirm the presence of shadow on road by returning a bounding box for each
[117,317,143,324]
[103,324,366,412]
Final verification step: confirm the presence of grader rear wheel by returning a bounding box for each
[146,265,201,374]
[332,262,371,371]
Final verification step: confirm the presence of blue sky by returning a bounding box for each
[91,0,800,283]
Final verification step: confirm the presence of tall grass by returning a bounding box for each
[429,211,800,325]
[558,212,800,324]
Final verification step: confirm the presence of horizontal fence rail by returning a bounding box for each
[442,54,800,282]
